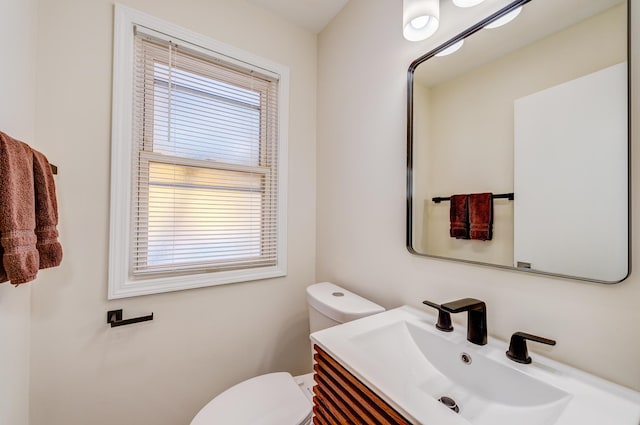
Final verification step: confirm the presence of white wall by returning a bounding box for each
[0,1,37,424]
[29,1,317,424]
[317,0,640,392]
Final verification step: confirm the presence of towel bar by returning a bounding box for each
[107,309,154,327]
[432,192,514,203]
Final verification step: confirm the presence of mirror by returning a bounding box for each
[407,0,629,283]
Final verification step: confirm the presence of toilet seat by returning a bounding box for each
[190,372,312,425]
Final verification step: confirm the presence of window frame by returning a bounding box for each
[109,4,289,299]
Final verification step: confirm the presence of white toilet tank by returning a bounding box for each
[306,282,385,333]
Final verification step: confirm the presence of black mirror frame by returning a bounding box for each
[405,0,631,284]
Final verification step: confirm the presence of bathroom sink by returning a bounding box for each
[351,320,570,424]
[310,306,640,425]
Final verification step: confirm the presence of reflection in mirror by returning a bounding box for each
[407,0,629,283]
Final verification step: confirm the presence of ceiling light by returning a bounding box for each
[485,6,522,29]
[403,0,440,41]
[435,39,464,57]
[452,0,485,7]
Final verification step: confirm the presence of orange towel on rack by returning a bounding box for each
[32,149,63,270]
[449,194,469,239]
[0,131,62,285]
[0,132,39,284]
[469,193,493,241]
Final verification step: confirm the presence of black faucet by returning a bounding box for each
[439,298,488,345]
[506,332,556,364]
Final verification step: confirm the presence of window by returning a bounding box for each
[109,6,288,298]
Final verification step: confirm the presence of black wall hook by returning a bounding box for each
[107,309,154,327]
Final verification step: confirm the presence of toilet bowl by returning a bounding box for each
[190,282,385,425]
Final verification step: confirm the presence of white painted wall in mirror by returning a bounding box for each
[514,62,627,282]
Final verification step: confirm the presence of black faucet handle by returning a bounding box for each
[422,300,454,332]
[440,298,485,313]
[506,331,556,364]
[422,299,441,309]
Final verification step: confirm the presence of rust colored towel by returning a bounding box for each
[469,193,493,241]
[449,194,469,239]
[32,149,63,269]
[0,132,39,284]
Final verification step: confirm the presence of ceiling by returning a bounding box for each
[246,0,349,33]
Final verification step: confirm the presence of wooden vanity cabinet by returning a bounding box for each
[312,345,412,425]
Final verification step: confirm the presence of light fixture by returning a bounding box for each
[435,39,464,57]
[403,0,440,42]
[452,0,485,7]
[485,6,522,29]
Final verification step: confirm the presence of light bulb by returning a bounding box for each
[435,39,464,57]
[403,0,440,41]
[452,0,485,7]
[485,6,522,29]
[410,15,430,30]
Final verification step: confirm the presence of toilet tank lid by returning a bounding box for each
[306,282,385,323]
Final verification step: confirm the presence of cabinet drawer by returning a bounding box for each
[312,345,411,425]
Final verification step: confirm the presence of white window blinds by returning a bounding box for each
[131,30,280,277]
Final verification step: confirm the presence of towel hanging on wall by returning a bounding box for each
[469,193,493,241]
[0,131,62,285]
[449,194,470,239]
[448,192,494,241]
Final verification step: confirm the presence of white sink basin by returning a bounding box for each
[351,320,570,424]
[311,306,640,425]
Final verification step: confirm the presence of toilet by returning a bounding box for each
[190,282,385,425]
